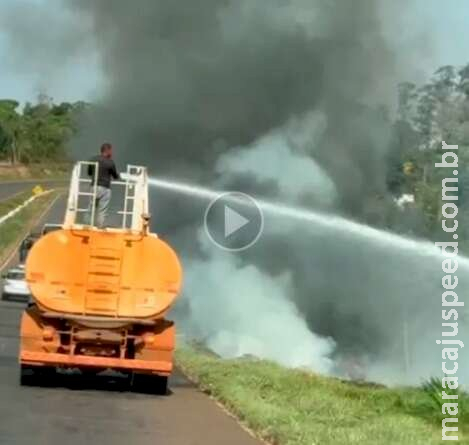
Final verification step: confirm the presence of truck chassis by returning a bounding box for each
[19,304,175,394]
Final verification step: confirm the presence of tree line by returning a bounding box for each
[386,63,469,239]
[0,94,87,164]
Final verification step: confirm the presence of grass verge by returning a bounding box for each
[176,345,468,445]
[0,162,71,182]
[0,191,59,266]
[0,190,34,216]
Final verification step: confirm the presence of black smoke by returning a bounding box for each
[4,0,460,383]
[62,0,399,211]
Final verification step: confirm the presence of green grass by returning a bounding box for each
[0,191,58,261]
[176,345,468,445]
[27,163,71,180]
[0,162,71,182]
[0,190,34,216]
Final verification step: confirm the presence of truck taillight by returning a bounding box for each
[42,326,55,341]
[142,333,156,345]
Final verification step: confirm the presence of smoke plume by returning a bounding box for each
[5,0,465,384]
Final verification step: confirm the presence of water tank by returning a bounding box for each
[26,229,182,320]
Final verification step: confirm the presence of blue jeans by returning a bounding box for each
[89,186,111,228]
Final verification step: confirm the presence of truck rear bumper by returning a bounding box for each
[20,351,172,375]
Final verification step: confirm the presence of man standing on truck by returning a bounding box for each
[87,143,120,228]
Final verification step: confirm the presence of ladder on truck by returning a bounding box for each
[64,161,149,232]
[62,161,150,316]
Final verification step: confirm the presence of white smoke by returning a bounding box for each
[216,112,337,207]
[182,232,336,374]
[175,113,339,374]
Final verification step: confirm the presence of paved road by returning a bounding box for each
[0,192,261,445]
[0,179,68,201]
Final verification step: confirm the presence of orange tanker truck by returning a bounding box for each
[19,162,182,394]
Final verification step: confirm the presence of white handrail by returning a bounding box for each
[63,161,148,232]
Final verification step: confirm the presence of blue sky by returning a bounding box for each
[0,0,468,104]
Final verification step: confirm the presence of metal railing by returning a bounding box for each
[64,162,148,231]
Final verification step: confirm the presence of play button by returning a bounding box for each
[204,192,264,251]
[224,206,249,237]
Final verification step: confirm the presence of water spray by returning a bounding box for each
[149,177,441,257]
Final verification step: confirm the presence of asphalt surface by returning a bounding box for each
[0,187,261,445]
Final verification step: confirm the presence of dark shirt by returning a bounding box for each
[88,155,120,189]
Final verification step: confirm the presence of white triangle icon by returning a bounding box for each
[224,205,249,237]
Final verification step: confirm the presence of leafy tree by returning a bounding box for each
[0,99,22,163]
[388,63,469,243]
[0,96,84,164]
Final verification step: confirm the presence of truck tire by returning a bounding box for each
[20,365,37,386]
[132,373,168,395]
[40,366,57,387]
[154,376,169,396]
[20,365,56,387]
